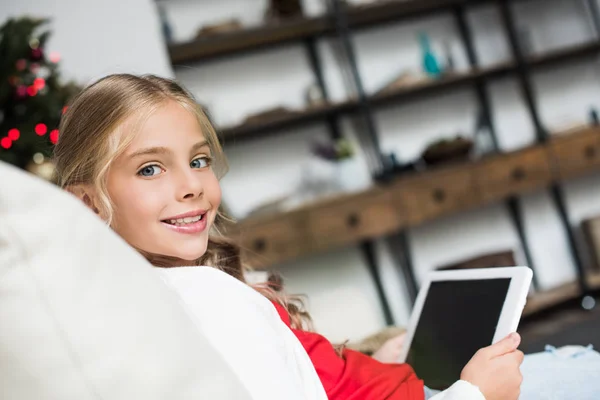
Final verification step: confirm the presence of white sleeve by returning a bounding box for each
[429,380,486,400]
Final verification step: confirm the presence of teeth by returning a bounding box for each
[168,214,204,225]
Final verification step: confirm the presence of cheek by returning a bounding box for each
[207,173,222,209]
[108,180,161,234]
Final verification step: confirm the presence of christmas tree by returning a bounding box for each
[0,17,80,171]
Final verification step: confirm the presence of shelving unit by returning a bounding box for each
[231,126,600,266]
[166,0,600,324]
[218,39,600,142]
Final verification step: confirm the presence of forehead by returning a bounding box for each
[116,101,206,154]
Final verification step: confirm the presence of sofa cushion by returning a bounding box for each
[0,162,251,400]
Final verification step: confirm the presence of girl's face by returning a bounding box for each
[105,101,221,265]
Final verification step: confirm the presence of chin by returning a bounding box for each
[172,244,209,263]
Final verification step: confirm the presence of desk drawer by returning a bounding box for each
[476,146,552,203]
[308,190,400,250]
[236,212,308,268]
[394,164,478,226]
[550,129,600,180]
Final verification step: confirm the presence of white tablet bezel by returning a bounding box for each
[398,266,533,363]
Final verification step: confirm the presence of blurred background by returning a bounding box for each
[2,0,600,351]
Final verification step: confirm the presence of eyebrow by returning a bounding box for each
[129,140,209,159]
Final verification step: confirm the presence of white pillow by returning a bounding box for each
[0,161,251,400]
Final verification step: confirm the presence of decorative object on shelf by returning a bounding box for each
[304,83,326,108]
[157,3,174,43]
[311,137,354,162]
[0,17,81,170]
[375,70,429,96]
[589,107,599,126]
[443,40,455,73]
[335,156,372,193]
[473,109,495,157]
[419,32,442,78]
[242,106,299,125]
[25,152,56,182]
[266,0,304,21]
[311,137,370,193]
[377,151,417,182]
[421,135,473,166]
[196,19,243,38]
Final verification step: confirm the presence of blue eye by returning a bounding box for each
[190,156,211,169]
[137,165,163,177]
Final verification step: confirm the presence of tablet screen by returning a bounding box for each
[405,278,511,390]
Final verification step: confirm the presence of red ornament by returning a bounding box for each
[7,129,20,141]
[15,59,27,71]
[62,106,69,115]
[49,52,61,63]
[35,123,48,136]
[50,129,59,144]
[27,85,38,97]
[0,137,12,149]
[33,77,45,90]
[16,85,27,99]
[30,48,43,61]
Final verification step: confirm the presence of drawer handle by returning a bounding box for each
[432,188,446,203]
[584,145,596,160]
[511,166,526,182]
[347,213,361,228]
[253,238,267,253]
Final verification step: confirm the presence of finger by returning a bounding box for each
[392,332,407,346]
[513,350,525,365]
[484,333,521,358]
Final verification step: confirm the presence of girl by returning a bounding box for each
[54,74,600,400]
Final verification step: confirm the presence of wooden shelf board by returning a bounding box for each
[587,272,600,290]
[346,0,474,31]
[371,62,515,107]
[528,41,600,69]
[169,16,331,64]
[219,100,355,141]
[523,281,582,317]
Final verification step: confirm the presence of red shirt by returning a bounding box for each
[273,303,425,400]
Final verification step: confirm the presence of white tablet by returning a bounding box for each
[398,266,532,390]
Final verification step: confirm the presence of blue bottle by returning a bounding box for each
[419,33,442,78]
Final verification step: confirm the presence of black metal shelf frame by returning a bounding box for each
[167,0,600,323]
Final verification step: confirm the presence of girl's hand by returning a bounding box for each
[372,332,407,363]
[460,333,524,400]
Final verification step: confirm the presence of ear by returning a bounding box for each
[66,184,102,216]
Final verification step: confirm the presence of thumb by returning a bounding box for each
[486,333,521,358]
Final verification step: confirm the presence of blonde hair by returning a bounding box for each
[53,74,311,330]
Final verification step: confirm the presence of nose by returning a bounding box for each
[175,166,204,201]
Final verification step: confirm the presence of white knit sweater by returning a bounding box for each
[157,266,485,400]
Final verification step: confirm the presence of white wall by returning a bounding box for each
[167,0,600,343]
[6,0,600,343]
[0,0,173,84]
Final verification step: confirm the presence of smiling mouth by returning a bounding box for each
[162,213,206,226]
